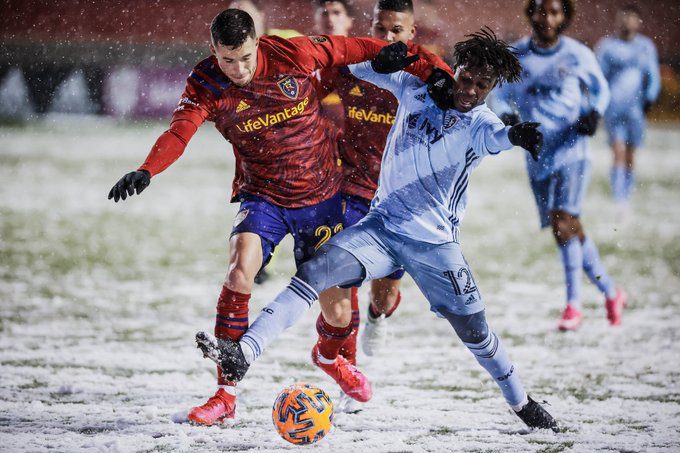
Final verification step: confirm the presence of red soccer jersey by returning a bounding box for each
[319,43,451,201]
[138,35,437,208]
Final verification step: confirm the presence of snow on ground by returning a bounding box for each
[0,119,679,452]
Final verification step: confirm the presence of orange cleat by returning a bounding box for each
[557,305,583,331]
[311,345,372,403]
[187,388,236,426]
[605,288,627,326]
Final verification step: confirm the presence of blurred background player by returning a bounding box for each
[229,0,302,39]
[492,0,627,331]
[314,0,450,392]
[196,34,559,433]
[230,0,302,285]
[107,9,423,425]
[595,4,661,211]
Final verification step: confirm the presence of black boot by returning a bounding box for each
[514,396,559,432]
[195,331,249,381]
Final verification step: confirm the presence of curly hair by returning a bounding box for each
[452,27,522,86]
[525,0,575,32]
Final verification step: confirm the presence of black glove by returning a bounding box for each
[508,122,543,161]
[108,170,151,202]
[371,41,420,74]
[499,112,520,127]
[643,100,653,115]
[575,110,600,136]
[426,67,455,110]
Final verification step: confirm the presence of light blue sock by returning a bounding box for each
[581,237,616,299]
[624,168,635,200]
[464,332,526,407]
[559,237,583,307]
[610,165,626,202]
[240,277,317,363]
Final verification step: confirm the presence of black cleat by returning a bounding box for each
[195,331,250,381]
[514,396,559,433]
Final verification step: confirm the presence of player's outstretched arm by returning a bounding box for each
[108,170,151,202]
[107,116,200,203]
[281,35,448,83]
[508,122,543,161]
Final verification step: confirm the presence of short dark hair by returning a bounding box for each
[525,0,575,32]
[621,3,641,15]
[313,0,354,16]
[210,9,257,48]
[376,0,414,13]
[452,27,522,86]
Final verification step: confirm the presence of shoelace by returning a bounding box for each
[336,358,361,387]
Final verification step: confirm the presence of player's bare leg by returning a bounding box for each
[361,277,401,356]
[188,232,262,425]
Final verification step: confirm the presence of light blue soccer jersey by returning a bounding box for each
[492,37,610,180]
[596,34,660,118]
[348,61,514,245]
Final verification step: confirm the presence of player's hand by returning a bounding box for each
[371,41,420,74]
[426,67,455,110]
[500,112,520,127]
[108,170,151,202]
[509,122,543,161]
[575,110,600,136]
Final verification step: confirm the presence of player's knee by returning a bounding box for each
[225,266,253,292]
[551,211,576,243]
[296,251,331,294]
[443,310,489,344]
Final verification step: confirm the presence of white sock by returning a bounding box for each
[217,385,236,396]
[511,394,529,412]
[316,351,336,365]
[240,341,256,365]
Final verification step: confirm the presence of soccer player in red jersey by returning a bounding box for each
[108,9,433,426]
[314,0,450,394]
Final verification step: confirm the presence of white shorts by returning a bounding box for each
[328,213,484,317]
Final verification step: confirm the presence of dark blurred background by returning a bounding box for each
[1,0,679,121]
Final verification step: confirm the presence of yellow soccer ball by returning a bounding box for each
[272,383,334,445]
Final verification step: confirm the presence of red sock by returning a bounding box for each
[215,286,250,386]
[368,291,401,319]
[315,313,352,362]
[338,287,360,365]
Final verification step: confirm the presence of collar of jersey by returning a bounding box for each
[529,37,564,56]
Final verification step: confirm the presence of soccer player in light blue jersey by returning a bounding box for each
[492,0,627,331]
[596,4,661,207]
[195,31,560,431]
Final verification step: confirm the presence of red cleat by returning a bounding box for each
[311,345,372,402]
[605,288,627,326]
[187,388,236,426]
[557,305,583,331]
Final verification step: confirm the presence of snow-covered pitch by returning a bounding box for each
[1,120,678,452]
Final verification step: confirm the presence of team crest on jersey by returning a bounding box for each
[443,114,459,130]
[309,36,328,44]
[233,209,249,228]
[277,76,299,100]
